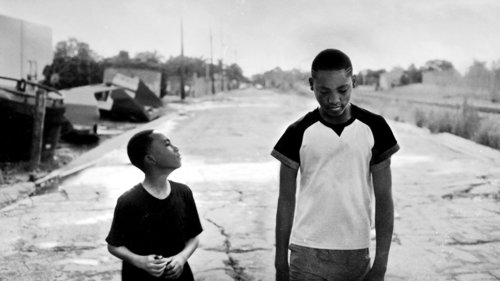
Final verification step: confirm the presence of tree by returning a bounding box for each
[53,38,100,61]
[162,56,210,79]
[134,50,164,64]
[406,64,422,84]
[251,67,308,90]
[103,50,162,71]
[466,60,490,78]
[424,59,455,71]
[465,60,492,89]
[225,63,246,82]
[117,50,130,61]
[43,38,103,89]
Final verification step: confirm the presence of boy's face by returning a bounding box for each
[310,69,353,119]
[146,132,182,170]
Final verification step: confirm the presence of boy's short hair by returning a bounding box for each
[127,130,155,171]
[311,49,353,78]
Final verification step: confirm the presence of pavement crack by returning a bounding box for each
[441,180,499,200]
[442,182,481,197]
[229,247,272,254]
[234,190,244,202]
[204,216,253,281]
[447,238,500,246]
[203,247,272,254]
[224,257,253,281]
[21,244,98,253]
[205,217,232,251]
[484,209,500,215]
[392,233,402,245]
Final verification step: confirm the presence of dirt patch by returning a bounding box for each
[0,131,122,188]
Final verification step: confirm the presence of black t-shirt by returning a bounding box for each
[106,181,203,281]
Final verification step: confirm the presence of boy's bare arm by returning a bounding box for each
[275,163,298,281]
[367,160,394,281]
[163,235,200,279]
[107,244,168,277]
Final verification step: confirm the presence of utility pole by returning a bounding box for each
[179,17,186,100]
[30,88,47,170]
[210,27,216,94]
[220,25,225,92]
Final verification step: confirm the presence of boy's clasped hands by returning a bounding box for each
[141,254,186,279]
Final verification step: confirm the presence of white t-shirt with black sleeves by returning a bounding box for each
[271,104,399,250]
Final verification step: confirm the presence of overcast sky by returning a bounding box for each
[2,0,500,76]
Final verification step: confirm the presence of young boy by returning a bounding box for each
[106,130,203,281]
[272,49,399,281]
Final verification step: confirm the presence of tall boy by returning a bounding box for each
[272,49,399,281]
[106,130,203,280]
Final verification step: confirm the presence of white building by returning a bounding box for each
[378,67,405,90]
[0,14,53,84]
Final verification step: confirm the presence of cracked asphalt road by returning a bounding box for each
[1,88,500,280]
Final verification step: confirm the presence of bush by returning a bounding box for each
[491,90,500,103]
[414,109,427,128]
[451,99,481,139]
[428,110,454,134]
[474,118,500,149]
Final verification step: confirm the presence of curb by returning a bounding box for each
[0,182,35,209]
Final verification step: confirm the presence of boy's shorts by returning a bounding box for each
[289,244,370,281]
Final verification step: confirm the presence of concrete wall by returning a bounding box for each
[190,75,211,97]
[0,14,52,84]
[167,74,223,97]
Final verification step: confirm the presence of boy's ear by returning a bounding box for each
[352,75,357,88]
[145,154,156,165]
[308,77,314,91]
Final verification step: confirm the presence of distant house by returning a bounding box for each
[190,73,212,97]
[0,14,52,83]
[378,67,405,90]
[422,68,462,86]
[166,73,226,97]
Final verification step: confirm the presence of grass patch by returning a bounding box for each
[420,99,479,137]
[411,101,500,150]
[474,117,500,148]
[354,88,500,150]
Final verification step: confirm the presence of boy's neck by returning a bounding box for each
[142,173,171,199]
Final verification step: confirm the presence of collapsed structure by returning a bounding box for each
[61,71,163,135]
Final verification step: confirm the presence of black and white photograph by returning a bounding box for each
[1,0,500,280]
